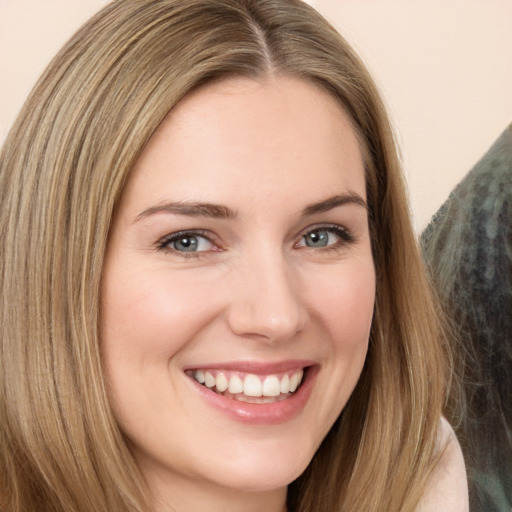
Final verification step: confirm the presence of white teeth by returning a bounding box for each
[280,374,290,393]
[215,373,228,392]
[228,374,244,394]
[243,374,263,397]
[289,369,303,393]
[290,373,298,393]
[192,369,305,398]
[204,371,216,388]
[262,375,281,397]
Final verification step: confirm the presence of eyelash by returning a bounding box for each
[296,224,355,251]
[155,230,219,258]
[155,225,355,258]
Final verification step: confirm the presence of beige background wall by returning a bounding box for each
[1,0,511,230]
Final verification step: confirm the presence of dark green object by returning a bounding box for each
[422,124,512,512]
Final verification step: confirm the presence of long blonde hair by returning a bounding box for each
[0,1,450,510]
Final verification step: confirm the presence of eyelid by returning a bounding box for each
[154,224,355,257]
[156,229,222,254]
[295,223,355,248]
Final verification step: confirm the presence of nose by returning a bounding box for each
[225,251,309,343]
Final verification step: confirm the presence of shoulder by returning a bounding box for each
[417,417,469,512]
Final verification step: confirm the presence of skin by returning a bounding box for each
[419,419,469,511]
[100,76,376,512]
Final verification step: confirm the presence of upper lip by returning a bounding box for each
[183,359,316,374]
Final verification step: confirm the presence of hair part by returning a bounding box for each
[0,1,450,511]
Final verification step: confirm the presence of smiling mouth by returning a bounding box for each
[187,368,305,404]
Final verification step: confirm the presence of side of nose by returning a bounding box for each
[224,250,309,343]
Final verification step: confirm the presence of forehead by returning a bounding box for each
[121,76,366,214]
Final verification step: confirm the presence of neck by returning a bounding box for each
[149,471,288,512]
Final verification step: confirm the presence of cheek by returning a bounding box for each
[310,261,376,350]
[101,268,211,349]
[298,260,375,439]
[99,266,221,433]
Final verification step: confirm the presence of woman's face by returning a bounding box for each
[101,76,375,506]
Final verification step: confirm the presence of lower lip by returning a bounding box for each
[188,367,318,425]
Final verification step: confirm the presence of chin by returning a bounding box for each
[205,442,313,493]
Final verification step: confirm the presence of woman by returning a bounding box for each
[0,1,467,511]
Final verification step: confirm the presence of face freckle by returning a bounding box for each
[100,76,376,506]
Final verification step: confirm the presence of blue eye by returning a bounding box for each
[158,231,215,253]
[299,226,353,249]
[303,229,330,248]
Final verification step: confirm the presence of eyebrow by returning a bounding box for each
[134,201,238,222]
[134,193,367,223]
[301,193,367,216]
